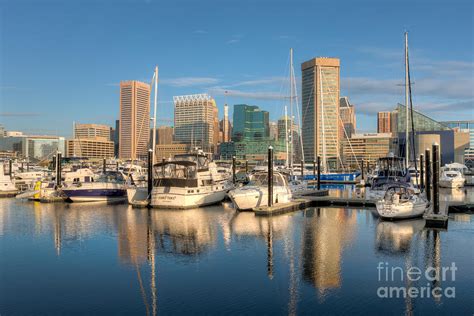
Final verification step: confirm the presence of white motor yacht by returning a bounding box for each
[150,153,232,209]
[0,162,18,197]
[439,163,466,188]
[62,171,127,203]
[228,171,292,211]
[376,185,429,220]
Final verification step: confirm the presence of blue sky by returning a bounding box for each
[1,0,473,137]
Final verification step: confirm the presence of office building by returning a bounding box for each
[174,94,218,152]
[340,97,356,139]
[377,112,392,134]
[269,122,278,141]
[232,104,269,142]
[0,135,65,160]
[119,80,151,160]
[67,139,114,159]
[301,57,340,169]
[155,143,191,161]
[342,133,394,168]
[222,104,231,142]
[67,123,114,159]
[74,123,110,140]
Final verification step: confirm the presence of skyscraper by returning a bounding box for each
[377,111,392,134]
[119,80,150,160]
[301,57,340,169]
[223,104,231,142]
[174,93,218,152]
[232,104,269,142]
[339,97,356,139]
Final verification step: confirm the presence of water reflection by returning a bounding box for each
[301,208,357,297]
[1,198,472,315]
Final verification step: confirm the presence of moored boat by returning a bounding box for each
[376,185,429,220]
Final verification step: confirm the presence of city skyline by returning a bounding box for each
[1,0,473,137]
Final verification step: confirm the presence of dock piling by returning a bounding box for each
[148,149,153,198]
[8,159,12,178]
[432,143,440,214]
[317,156,321,190]
[268,146,273,207]
[312,160,316,181]
[56,152,62,188]
[425,149,431,202]
[361,159,364,182]
[232,156,236,185]
[245,160,248,174]
[301,160,304,179]
[420,154,424,191]
[102,158,106,173]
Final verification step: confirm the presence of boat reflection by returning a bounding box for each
[375,219,425,255]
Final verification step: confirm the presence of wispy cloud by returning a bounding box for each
[193,29,208,34]
[208,86,285,100]
[161,77,220,87]
[226,39,240,44]
[225,76,287,88]
[0,112,41,117]
[105,82,120,87]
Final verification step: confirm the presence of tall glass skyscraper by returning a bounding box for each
[232,104,269,142]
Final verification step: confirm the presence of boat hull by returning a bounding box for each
[127,187,148,204]
[302,172,359,182]
[62,188,127,203]
[150,186,227,209]
[439,178,464,188]
[228,186,292,211]
[376,200,428,220]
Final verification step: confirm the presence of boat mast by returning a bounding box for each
[404,32,409,169]
[319,68,327,173]
[151,66,159,164]
[284,105,289,169]
[289,48,294,170]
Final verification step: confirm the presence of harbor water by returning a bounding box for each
[0,188,473,314]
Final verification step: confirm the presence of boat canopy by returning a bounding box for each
[383,184,417,201]
[249,172,288,187]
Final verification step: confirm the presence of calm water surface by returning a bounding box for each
[0,196,473,315]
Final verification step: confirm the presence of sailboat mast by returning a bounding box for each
[284,105,289,169]
[152,66,159,164]
[289,48,294,170]
[404,32,409,169]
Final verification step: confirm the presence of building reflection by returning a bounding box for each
[301,208,357,297]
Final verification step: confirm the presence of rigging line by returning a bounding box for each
[290,57,305,163]
[338,114,360,170]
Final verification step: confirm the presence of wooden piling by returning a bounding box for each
[432,143,440,214]
[425,148,431,202]
[268,147,273,207]
[420,154,424,191]
[148,149,153,198]
[317,156,321,190]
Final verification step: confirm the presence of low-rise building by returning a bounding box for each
[342,133,394,169]
[155,143,191,161]
[66,139,114,159]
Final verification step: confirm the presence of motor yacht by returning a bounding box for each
[228,171,292,211]
[439,163,466,188]
[62,171,126,203]
[150,153,232,209]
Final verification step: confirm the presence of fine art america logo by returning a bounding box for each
[377,262,457,299]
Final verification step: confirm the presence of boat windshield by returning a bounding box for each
[384,186,415,201]
[154,162,197,179]
[248,173,286,186]
[96,171,125,183]
[174,154,209,169]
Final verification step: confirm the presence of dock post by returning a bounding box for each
[432,143,440,214]
[420,154,424,191]
[162,158,165,177]
[116,161,119,171]
[312,160,316,181]
[232,156,236,185]
[301,160,304,179]
[361,159,364,182]
[26,159,29,172]
[56,152,62,187]
[245,159,248,174]
[147,149,153,198]
[317,156,321,190]
[425,149,431,202]
[103,158,106,173]
[268,146,273,207]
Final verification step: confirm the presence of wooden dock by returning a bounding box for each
[254,199,311,216]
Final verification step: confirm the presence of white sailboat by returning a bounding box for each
[228,171,292,210]
[376,185,429,220]
[126,66,159,206]
[376,32,428,219]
